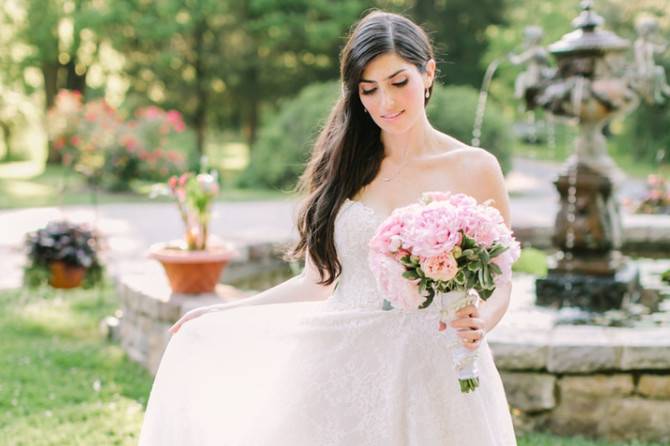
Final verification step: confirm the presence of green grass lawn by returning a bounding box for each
[0,283,665,445]
[0,284,152,445]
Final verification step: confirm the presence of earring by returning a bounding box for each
[425,89,430,99]
[364,108,368,113]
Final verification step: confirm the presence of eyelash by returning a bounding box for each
[361,79,409,95]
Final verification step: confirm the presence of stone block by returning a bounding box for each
[490,341,548,370]
[548,326,621,373]
[608,327,670,370]
[548,392,604,437]
[559,374,634,398]
[621,346,670,370]
[599,397,670,442]
[147,324,172,376]
[638,375,670,399]
[548,375,640,439]
[500,372,556,411]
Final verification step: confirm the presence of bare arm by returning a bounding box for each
[451,151,514,348]
[477,152,514,333]
[212,251,336,310]
[169,250,336,333]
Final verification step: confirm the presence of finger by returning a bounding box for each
[458,329,485,341]
[451,317,485,330]
[456,305,477,318]
[463,339,481,351]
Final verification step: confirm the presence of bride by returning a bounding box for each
[139,10,517,446]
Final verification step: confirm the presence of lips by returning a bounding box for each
[381,110,404,120]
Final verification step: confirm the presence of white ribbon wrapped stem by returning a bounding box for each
[438,288,481,393]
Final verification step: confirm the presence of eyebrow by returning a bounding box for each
[359,69,407,84]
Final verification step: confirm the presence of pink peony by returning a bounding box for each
[421,252,459,281]
[368,213,405,254]
[368,252,424,310]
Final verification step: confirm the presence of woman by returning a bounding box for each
[139,10,517,445]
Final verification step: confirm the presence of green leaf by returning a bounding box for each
[479,250,490,262]
[479,288,494,300]
[402,270,419,280]
[489,263,502,275]
[418,288,435,309]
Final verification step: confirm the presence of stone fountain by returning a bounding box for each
[511,0,669,311]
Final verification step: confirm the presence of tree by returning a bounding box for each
[376,0,508,87]
[103,0,366,154]
[3,0,106,162]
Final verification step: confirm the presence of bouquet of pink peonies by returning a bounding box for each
[368,191,521,393]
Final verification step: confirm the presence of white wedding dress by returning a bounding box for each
[139,198,517,445]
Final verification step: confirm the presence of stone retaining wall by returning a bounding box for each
[489,325,670,442]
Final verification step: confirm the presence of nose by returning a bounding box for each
[380,87,395,111]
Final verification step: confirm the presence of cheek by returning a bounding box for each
[405,80,426,108]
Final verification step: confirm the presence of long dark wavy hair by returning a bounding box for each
[287,10,435,285]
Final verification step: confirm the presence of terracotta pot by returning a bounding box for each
[49,261,86,289]
[149,242,237,294]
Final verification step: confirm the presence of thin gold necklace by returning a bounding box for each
[381,148,412,182]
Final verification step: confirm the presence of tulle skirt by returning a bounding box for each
[138,300,517,445]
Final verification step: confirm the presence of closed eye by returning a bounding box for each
[361,79,408,95]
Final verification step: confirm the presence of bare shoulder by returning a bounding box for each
[431,137,502,174]
[433,141,511,226]
[467,148,511,227]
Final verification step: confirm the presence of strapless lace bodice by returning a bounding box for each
[325,199,387,311]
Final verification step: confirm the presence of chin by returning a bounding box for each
[375,114,418,134]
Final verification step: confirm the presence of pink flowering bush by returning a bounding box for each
[634,174,670,215]
[46,89,187,190]
[368,191,521,311]
[46,90,84,165]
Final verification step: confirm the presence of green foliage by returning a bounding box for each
[237,81,340,190]
[377,0,507,87]
[512,247,548,276]
[614,101,670,166]
[427,84,514,174]
[240,81,514,190]
[102,0,366,149]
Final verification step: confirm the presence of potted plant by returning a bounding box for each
[149,171,237,294]
[24,220,103,289]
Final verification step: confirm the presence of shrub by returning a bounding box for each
[239,82,513,190]
[47,90,187,191]
[427,84,513,174]
[237,81,340,190]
